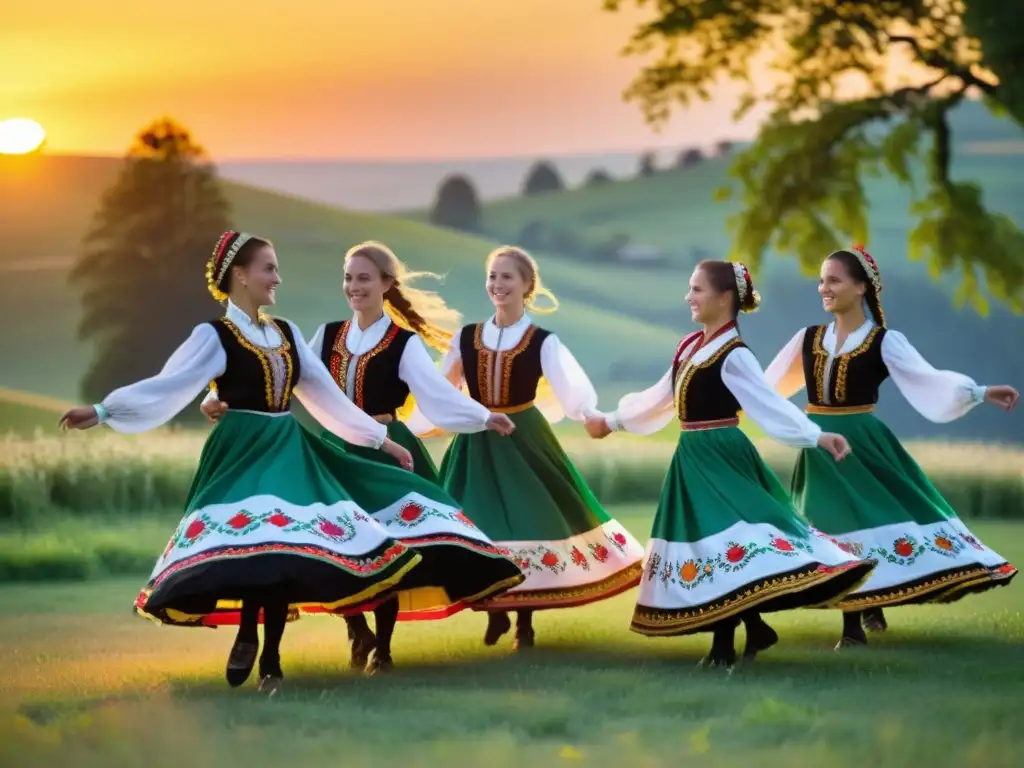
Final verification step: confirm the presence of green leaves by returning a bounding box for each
[606,0,1024,313]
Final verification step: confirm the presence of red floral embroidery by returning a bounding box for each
[320,520,346,537]
[894,538,914,557]
[228,512,252,530]
[591,544,609,562]
[613,532,627,546]
[268,513,291,527]
[772,538,794,552]
[541,552,559,567]
[726,545,746,563]
[933,536,954,552]
[399,503,423,522]
[571,547,587,567]
[185,520,205,540]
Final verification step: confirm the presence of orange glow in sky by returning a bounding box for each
[1,0,924,160]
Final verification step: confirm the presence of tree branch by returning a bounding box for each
[887,35,998,96]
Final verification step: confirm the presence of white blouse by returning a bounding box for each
[93,300,388,448]
[763,319,988,423]
[306,313,491,434]
[603,327,822,449]
[410,312,600,432]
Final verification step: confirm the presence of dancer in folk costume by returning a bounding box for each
[59,231,421,692]
[584,260,876,667]
[763,246,1018,648]
[412,246,645,650]
[201,241,524,672]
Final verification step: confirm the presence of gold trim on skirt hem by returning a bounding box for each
[135,553,423,626]
[630,562,869,636]
[474,561,643,610]
[836,565,990,610]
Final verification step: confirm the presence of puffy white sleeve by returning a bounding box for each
[881,330,987,423]
[536,334,601,423]
[287,320,387,449]
[399,335,489,434]
[95,324,226,433]
[403,329,467,437]
[721,347,822,448]
[763,329,808,399]
[602,367,676,435]
[307,323,328,360]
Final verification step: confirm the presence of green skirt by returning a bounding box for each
[439,406,644,610]
[135,411,522,628]
[791,411,1016,610]
[631,425,876,637]
[322,420,440,484]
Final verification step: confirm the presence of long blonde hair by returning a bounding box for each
[345,241,461,353]
[485,246,559,314]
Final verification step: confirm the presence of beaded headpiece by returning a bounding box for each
[849,244,882,294]
[206,231,253,302]
[730,261,760,313]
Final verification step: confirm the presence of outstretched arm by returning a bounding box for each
[72,324,227,434]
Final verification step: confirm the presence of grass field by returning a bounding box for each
[0,508,1021,767]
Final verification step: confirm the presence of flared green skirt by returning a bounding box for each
[322,420,439,484]
[439,406,644,610]
[631,425,876,637]
[791,411,1016,610]
[135,411,523,628]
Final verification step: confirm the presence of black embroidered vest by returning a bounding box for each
[320,320,415,417]
[672,335,746,423]
[459,322,551,409]
[209,317,301,413]
[801,324,889,408]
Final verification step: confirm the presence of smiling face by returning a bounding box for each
[344,254,392,314]
[819,256,865,315]
[486,254,529,312]
[686,266,733,325]
[233,244,280,306]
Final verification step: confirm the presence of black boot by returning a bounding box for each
[226,600,260,688]
[513,610,535,650]
[741,612,779,661]
[365,598,397,675]
[258,597,288,694]
[835,610,868,650]
[700,617,738,668]
[862,607,888,633]
[345,613,377,669]
[483,611,511,646]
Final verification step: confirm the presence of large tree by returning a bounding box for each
[605,0,1024,312]
[69,117,232,413]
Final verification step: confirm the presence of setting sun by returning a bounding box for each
[0,118,47,155]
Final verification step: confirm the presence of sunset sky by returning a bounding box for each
[2,0,769,160]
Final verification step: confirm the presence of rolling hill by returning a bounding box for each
[2,97,1022,444]
[0,155,684,419]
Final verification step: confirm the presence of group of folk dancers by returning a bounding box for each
[59,234,1019,693]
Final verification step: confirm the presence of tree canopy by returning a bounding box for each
[69,117,232,411]
[605,0,1024,313]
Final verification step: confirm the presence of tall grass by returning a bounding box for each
[3,430,1022,526]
